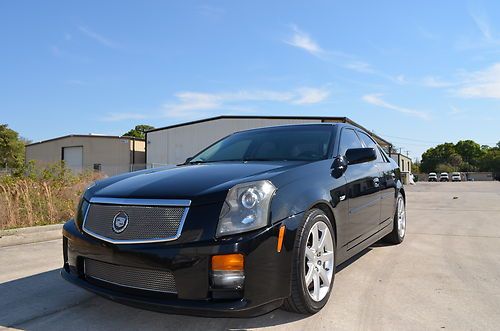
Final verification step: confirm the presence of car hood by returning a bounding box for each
[87,161,305,205]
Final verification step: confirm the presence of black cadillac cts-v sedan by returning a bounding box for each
[62,123,406,316]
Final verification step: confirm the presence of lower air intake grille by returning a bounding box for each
[84,259,177,294]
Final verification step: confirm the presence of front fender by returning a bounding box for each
[269,165,349,243]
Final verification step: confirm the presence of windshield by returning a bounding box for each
[190,126,333,163]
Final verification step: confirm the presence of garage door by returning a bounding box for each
[62,146,83,172]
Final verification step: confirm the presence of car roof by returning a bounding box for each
[235,123,335,132]
[233,122,369,135]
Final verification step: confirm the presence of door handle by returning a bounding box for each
[373,177,380,187]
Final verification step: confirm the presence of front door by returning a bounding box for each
[356,131,396,225]
[337,128,381,247]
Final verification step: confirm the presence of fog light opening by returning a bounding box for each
[211,254,245,289]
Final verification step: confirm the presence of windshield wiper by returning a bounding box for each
[242,158,280,162]
[188,159,244,164]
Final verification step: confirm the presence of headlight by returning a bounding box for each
[74,198,90,230]
[216,180,276,237]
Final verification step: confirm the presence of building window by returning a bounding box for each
[93,163,102,172]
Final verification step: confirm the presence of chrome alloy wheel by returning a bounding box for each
[304,219,334,302]
[397,196,406,238]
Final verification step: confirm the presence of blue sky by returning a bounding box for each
[1,1,499,159]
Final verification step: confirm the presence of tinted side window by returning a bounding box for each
[339,129,363,156]
[357,131,384,162]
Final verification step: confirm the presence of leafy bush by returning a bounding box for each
[0,161,103,230]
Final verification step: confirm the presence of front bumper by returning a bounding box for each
[61,213,302,317]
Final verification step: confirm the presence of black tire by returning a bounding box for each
[283,208,336,314]
[384,192,406,244]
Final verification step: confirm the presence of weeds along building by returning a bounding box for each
[145,115,393,166]
[25,134,145,176]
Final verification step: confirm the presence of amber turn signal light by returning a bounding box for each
[277,225,285,252]
[211,254,244,271]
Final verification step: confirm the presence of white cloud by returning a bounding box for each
[455,63,500,99]
[345,61,375,74]
[78,25,119,48]
[456,11,500,50]
[284,25,407,86]
[362,94,430,120]
[102,87,331,121]
[293,87,330,104]
[164,87,330,118]
[421,76,454,88]
[470,12,496,44]
[421,62,500,99]
[394,75,407,85]
[284,25,325,57]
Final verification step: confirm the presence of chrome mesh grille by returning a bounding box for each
[84,259,177,294]
[83,203,187,243]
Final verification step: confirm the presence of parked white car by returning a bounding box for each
[439,172,449,182]
[452,172,461,182]
[428,172,438,182]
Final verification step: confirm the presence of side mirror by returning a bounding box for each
[345,148,377,165]
[184,157,193,164]
[331,155,348,178]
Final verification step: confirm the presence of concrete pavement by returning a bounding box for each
[1,182,499,330]
[0,224,63,248]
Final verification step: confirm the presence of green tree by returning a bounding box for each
[123,125,155,139]
[411,160,421,173]
[420,142,456,173]
[435,163,454,173]
[448,153,463,168]
[455,140,484,166]
[0,124,25,170]
[421,139,499,174]
[480,147,500,173]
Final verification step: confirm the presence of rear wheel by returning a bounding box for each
[283,209,336,314]
[384,192,406,244]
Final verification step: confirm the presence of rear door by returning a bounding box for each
[338,128,382,247]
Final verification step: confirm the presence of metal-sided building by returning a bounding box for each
[390,152,413,184]
[145,115,392,166]
[25,135,146,176]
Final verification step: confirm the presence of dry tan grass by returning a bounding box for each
[0,163,103,230]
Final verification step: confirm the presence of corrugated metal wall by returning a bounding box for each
[26,136,145,176]
[146,118,321,165]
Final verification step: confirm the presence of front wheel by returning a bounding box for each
[384,192,406,244]
[283,209,336,314]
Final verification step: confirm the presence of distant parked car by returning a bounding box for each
[452,172,461,182]
[439,172,449,182]
[428,172,438,182]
